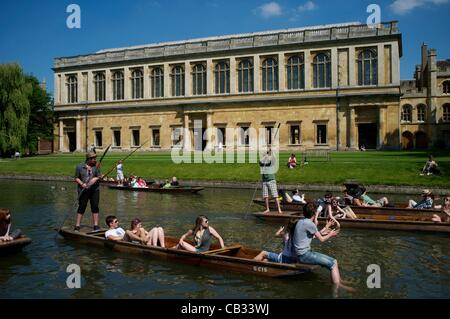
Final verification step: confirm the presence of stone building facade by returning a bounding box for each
[53,21,403,152]
[400,44,450,149]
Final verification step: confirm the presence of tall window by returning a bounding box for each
[443,104,450,122]
[217,127,226,146]
[316,124,327,144]
[151,68,164,98]
[358,49,378,86]
[313,53,331,88]
[112,71,124,100]
[131,69,143,99]
[262,58,278,91]
[240,127,250,146]
[443,81,450,94]
[171,66,185,97]
[417,104,426,122]
[113,130,121,147]
[132,129,140,147]
[287,56,305,90]
[265,126,274,145]
[94,131,102,147]
[66,75,77,103]
[172,127,183,146]
[215,61,230,94]
[152,129,160,146]
[401,104,412,122]
[192,63,206,95]
[93,73,105,102]
[238,59,253,93]
[290,125,301,145]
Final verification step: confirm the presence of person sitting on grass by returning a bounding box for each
[287,154,297,169]
[420,155,440,176]
[432,197,450,223]
[254,219,298,263]
[176,215,225,253]
[352,187,389,207]
[407,189,434,209]
[125,218,165,247]
[105,215,125,241]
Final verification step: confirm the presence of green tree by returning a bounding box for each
[25,75,53,154]
[0,63,31,155]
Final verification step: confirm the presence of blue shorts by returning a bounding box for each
[297,251,336,270]
[267,252,298,264]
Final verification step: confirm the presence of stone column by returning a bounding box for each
[278,52,285,91]
[77,72,83,103]
[54,73,60,104]
[87,71,95,102]
[253,55,260,93]
[331,47,338,88]
[124,67,131,100]
[206,59,213,95]
[348,106,357,149]
[378,106,386,149]
[105,69,111,101]
[304,50,311,90]
[184,61,191,97]
[206,112,213,150]
[76,118,82,152]
[61,74,67,104]
[164,64,170,97]
[377,44,385,86]
[59,120,64,152]
[184,113,190,150]
[143,66,150,99]
[391,42,400,85]
[229,57,237,94]
[349,47,356,87]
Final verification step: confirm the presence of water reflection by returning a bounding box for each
[0,180,449,298]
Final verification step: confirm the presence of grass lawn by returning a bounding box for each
[0,150,449,187]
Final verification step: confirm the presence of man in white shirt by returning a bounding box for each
[104,215,125,241]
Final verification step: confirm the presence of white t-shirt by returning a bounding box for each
[105,227,125,239]
[117,164,123,173]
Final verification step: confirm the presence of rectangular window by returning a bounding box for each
[290,125,301,145]
[132,129,140,147]
[172,127,182,146]
[113,130,121,147]
[217,127,226,146]
[316,124,327,144]
[94,131,102,147]
[152,129,160,146]
[240,127,249,146]
[265,126,273,145]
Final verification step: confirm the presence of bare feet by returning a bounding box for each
[262,210,270,214]
[278,210,283,214]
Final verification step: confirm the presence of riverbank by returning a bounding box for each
[2,173,450,195]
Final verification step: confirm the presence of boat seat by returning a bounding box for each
[201,244,242,255]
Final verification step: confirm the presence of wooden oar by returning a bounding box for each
[201,244,242,255]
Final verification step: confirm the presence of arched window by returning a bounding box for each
[151,68,164,98]
[112,71,124,100]
[215,61,230,94]
[171,66,185,97]
[358,49,378,86]
[262,58,278,91]
[131,69,143,99]
[94,73,105,102]
[313,53,331,88]
[443,81,450,94]
[238,59,253,93]
[192,63,206,95]
[66,75,77,103]
[287,55,305,90]
[401,104,412,122]
[443,104,450,122]
[417,104,426,122]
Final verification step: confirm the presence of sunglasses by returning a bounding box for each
[113,220,118,224]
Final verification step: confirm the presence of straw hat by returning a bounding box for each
[421,189,432,196]
[86,151,97,159]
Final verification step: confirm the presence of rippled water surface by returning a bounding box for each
[0,180,449,298]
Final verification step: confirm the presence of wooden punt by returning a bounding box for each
[108,185,204,194]
[252,211,450,233]
[58,226,317,277]
[0,236,32,255]
[100,179,155,186]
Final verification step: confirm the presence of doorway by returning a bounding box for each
[358,123,377,149]
[68,131,76,152]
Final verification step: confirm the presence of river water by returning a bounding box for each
[0,180,449,299]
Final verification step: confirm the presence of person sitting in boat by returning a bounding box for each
[254,219,298,264]
[315,191,333,217]
[421,155,440,176]
[129,176,138,188]
[176,215,225,253]
[0,209,22,242]
[283,190,306,204]
[407,189,434,209]
[162,180,172,189]
[170,176,179,187]
[352,187,389,207]
[125,218,165,247]
[432,197,450,223]
[136,177,147,188]
[104,215,126,241]
[287,154,297,169]
[343,189,355,206]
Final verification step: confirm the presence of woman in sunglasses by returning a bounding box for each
[176,215,224,253]
[126,218,165,247]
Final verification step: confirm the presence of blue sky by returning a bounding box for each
[0,0,449,95]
